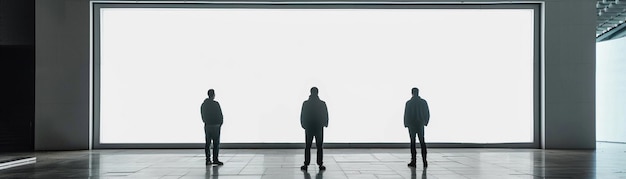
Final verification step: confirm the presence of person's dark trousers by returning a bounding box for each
[408,126,427,164]
[304,128,324,166]
[204,124,221,162]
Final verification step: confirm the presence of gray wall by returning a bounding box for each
[597,37,626,143]
[542,0,596,149]
[34,0,596,150]
[35,0,90,150]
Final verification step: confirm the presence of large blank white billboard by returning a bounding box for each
[98,8,534,144]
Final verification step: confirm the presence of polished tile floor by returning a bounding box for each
[1,142,626,178]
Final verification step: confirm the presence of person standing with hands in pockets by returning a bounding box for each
[300,87,328,171]
[201,89,224,166]
[404,87,430,168]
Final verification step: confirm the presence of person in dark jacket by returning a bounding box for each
[201,89,224,165]
[404,87,430,168]
[300,87,329,171]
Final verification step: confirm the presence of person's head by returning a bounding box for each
[208,89,215,99]
[310,87,319,96]
[411,87,419,96]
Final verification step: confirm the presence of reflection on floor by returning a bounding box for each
[1,142,626,178]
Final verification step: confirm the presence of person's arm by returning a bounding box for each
[217,102,223,125]
[200,102,206,123]
[323,102,329,127]
[300,102,306,129]
[422,100,430,126]
[404,102,410,128]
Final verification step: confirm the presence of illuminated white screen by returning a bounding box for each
[99,8,534,143]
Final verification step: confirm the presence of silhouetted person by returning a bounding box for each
[404,87,430,168]
[300,87,329,171]
[201,89,224,165]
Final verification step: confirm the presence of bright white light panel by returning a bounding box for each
[99,8,534,143]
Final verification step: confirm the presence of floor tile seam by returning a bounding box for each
[330,154,350,178]
[465,162,527,172]
[443,165,484,177]
[383,165,406,177]
[370,152,388,162]
[235,153,255,175]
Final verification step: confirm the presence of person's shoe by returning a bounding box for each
[205,160,212,165]
[423,160,428,168]
[300,165,308,170]
[213,161,224,165]
[319,165,326,170]
[407,161,416,167]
